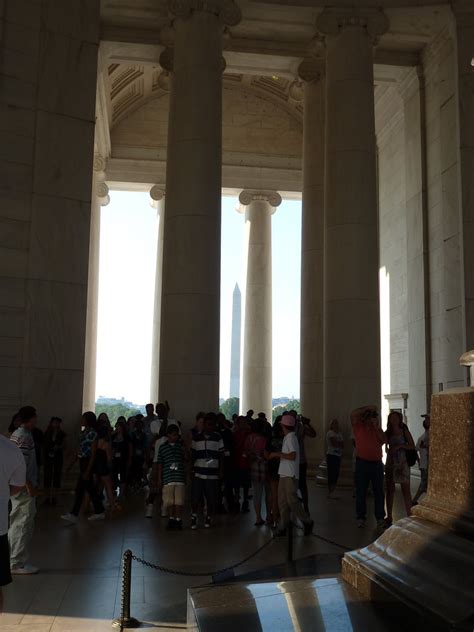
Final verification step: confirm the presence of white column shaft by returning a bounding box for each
[150,193,165,404]
[324,24,381,427]
[159,11,224,423]
[240,192,280,418]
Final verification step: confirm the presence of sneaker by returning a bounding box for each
[304,520,314,536]
[88,512,106,521]
[145,504,153,519]
[11,565,39,575]
[204,516,211,529]
[61,513,78,524]
[356,519,366,528]
[191,514,198,530]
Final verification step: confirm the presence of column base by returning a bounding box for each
[342,516,474,630]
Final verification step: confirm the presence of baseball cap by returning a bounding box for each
[281,414,296,428]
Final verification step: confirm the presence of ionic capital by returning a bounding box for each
[239,189,282,213]
[97,182,110,207]
[150,186,165,210]
[93,154,106,174]
[168,0,241,26]
[316,8,389,43]
[298,58,325,84]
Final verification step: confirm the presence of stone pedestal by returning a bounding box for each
[149,186,165,404]
[239,190,281,419]
[342,385,474,629]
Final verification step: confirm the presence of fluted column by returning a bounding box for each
[317,9,388,429]
[149,186,165,404]
[83,156,110,412]
[159,0,241,423]
[299,58,326,464]
[239,190,281,418]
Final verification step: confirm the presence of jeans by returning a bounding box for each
[8,492,36,568]
[355,457,385,521]
[326,454,341,487]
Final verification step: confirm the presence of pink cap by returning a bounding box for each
[281,414,295,427]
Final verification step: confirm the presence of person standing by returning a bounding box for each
[157,424,186,530]
[385,411,416,525]
[0,434,26,612]
[245,418,268,526]
[61,412,105,523]
[412,413,430,505]
[269,414,313,536]
[9,406,39,574]
[43,416,66,505]
[190,413,224,529]
[326,419,344,499]
[351,405,386,528]
[265,417,283,527]
[295,413,316,514]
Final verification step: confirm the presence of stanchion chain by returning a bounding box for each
[131,536,275,577]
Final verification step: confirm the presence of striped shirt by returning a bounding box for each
[192,431,224,480]
[157,441,185,485]
[10,426,37,487]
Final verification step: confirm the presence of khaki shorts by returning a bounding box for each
[162,483,185,508]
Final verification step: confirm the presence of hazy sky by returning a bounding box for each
[96,191,301,404]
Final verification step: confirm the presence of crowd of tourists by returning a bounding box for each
[0,400,430,607]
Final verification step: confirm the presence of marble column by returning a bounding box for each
[453,4,474,355]
[398,69,431,428]
[298,58,326,464]
[158,0,241,424]
[239,190,281,419]
[316,9,389,428]
[0,1,99,432]
[82,157,110,412]
[149,186,165,404]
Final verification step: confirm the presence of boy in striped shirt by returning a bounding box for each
[157,424,185,530]
[191,413,224,529]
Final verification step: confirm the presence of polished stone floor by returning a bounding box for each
[1,480,412,631]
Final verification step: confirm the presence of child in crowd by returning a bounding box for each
[157,424,186,530]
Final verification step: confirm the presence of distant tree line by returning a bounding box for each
[218,397,301,423]
[95,402,141,424]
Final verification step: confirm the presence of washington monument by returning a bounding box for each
[229,283,241,398]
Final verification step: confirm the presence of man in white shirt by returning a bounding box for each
[0,434,26,613]
[268,414,314,535]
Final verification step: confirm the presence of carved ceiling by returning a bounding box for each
[107,63,305,129]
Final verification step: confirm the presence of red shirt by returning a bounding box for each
[353,421,383,462]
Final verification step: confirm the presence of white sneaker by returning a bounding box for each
[87,512,106,521]
[11,565,39,575]
[145,504,154,519]
[61,513,78,524]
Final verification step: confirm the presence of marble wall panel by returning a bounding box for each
[38,33,98,120]
[25,280,88,370]
[28,194,90,285]
[33,111,95,202]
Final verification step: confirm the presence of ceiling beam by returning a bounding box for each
[101,25,419,69]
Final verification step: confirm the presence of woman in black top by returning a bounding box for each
[112,418,131,502]
[264,417,284,528]
[43,417,66,504]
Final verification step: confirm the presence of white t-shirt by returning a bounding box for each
[326,431,343,457]
[278,432,300,479]
[150,418,163,436]
[416,430,430,470]
[0,435,26,535]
